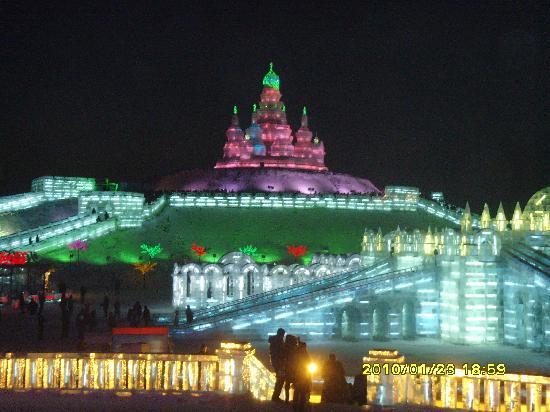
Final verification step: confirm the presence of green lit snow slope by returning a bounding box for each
[41,206,458,265]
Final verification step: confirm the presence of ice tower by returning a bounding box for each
[215,63,327,171]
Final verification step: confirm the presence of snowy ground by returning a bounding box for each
[1,290,548,410]
[1,292,548,378]
[0,391,461,411]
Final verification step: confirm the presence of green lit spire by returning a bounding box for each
[282,104,286,112]
[233,105,238,115]
[252,103,257,112]
[303,106,307,115]
[262,62,280,90]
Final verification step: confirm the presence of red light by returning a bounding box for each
[112,327,169,336]
[0,251,28,265]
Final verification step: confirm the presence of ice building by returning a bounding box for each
[170,205,549,351]
[215,63,327,171]
[155,63,380,194]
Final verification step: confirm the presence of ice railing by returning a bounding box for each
[143,194,167,220]
[364,359,550,411]
[503,242,550,276]
[172,263,425,332]
[0,221,115,255]
[170,192,469,226]
[0,193,166,249]
[0,342,275,400]
[179,260,390,323]
[0,214,98,249]
[0,192,46,214]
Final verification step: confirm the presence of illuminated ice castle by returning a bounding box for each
[215,62,327,171]
[155,63,379,194]
[170,190,549,351]
[0,64,548,355]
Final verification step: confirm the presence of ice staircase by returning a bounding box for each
[170,260,424,335]
[503,242,550,276]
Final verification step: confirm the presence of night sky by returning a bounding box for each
[2,2,548,214]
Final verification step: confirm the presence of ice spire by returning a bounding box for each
[511,202,523,231]
[251,103,258,123]
[494,202,507,232]
[231,105,239,126]
[262,62,280,90]
[460,202,472,233]
[375,227,383,252]
[393,226,402,254]
[361,228,373,253]
[424,226,435,255]
[301,106,308,128]
[480,203,492,229]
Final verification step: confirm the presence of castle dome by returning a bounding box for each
[262,62,280,90]
[524,187,550,213]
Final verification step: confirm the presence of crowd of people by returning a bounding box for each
[6,289,370,407]
[269,328,367,411]
[6,285,155,350]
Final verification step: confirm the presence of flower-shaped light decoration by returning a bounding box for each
[68,239,88,251]
[287,244,308,258]
[133,262,157,275]
[191,243,207,258]
[239,245,258,257]
[140,243,163,259]
[132,262,157,288]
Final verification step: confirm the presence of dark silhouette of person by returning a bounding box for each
[293,341,312,412]
[38,291,45,314]
[321,353,348,403]
[173,309,180,326]
[133,302,142,326]
[283,334,299,403]
[185,305,193,324]
[269,328,286,401]
[60,298,69,339]
[38,313,45,340]
[89,309,97,332]
[108,311,116,328]
[76,309,86,349]
[102,295,110,317]
[114,300,121,319]
[142,305,151,326]
[67,295,74,316]
[18,292,26,313]
[80,286,87,303]
[35,235,39,243]
[351,373,367,405]
[28,298,38,315]
[29,237,33,245]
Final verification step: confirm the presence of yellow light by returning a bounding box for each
[309,394,321,403]
[307,362,317,374]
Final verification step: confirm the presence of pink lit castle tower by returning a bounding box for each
[155,63,380,194]
[215,63,327,171]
